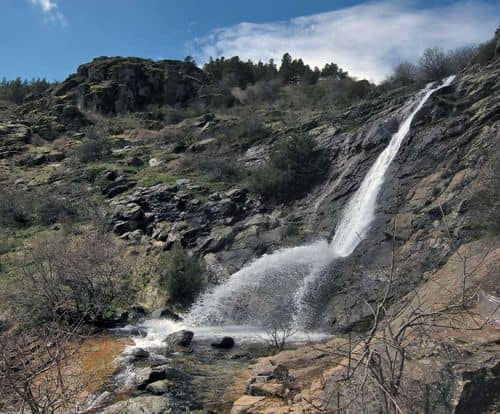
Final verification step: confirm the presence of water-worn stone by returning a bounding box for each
[163,329,194,349]
[128,347,150,359]
[100,395,169,414]
[146,379,174,395]
[134,365,172,389]
[211,336,235,349]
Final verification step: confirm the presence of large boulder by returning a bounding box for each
[211,336,235,349]
[52,57,207,114]
[162,329,194,350]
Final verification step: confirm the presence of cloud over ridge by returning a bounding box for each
[190,0,499,82]
[29,0,67,26]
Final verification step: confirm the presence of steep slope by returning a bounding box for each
[0,45,498,414]
[226,60,500,414]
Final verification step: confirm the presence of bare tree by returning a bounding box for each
[391,62,419,85]
[264,317,296,351]
[301,213,496,413]
[0,317,91,413]
[418,47,452,81]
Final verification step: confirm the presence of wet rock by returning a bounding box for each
[146,379,174,395]
[211,336,235,349]
[163,329,194,349]
[205,226,234,252]
[100,395,169,414]
[135,365,171,389]
[127,347,150,359]
[159,307,182,321]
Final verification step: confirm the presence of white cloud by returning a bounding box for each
[29,0,67,26]
[190,0,499,82]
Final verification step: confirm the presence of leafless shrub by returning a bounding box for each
[234,79,282,105]
[0,320,90,414]
[2,230,136,328]
[0,186,77,228]
[71,126,111,164]
[389,62,419,86]
[448,46,476,72]
[264,318,296,351]
[418,47,453,81]
[302,213,495,414]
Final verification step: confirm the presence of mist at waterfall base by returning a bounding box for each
[133,76,455,346]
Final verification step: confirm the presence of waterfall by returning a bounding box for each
[150,76,455,337]
[330,76,455,258]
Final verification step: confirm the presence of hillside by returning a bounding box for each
[0,31,499,414]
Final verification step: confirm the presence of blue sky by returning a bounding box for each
[1,0,499,82]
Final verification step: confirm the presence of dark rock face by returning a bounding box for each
[211,336,235,349]
[163,329,194,349]
[19,97,90,140]
[53,57,207,114]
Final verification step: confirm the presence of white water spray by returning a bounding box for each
[137,77,455,344]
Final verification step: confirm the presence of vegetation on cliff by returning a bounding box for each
[0,26,498,414]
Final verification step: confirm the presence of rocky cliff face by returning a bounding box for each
[100,60,499,412]
[53,57,207,114]
[1,47,498,414]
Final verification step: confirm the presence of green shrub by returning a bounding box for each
[0,190,31,227]
[247,134,328,203]
[181,152,245,183]
[0,77,54,104]
[0,188,77,228]
[199,157,245,182]
[217,113,268,148]
[71,127,110,163]
[159,241,203,306]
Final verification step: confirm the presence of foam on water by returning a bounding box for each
[126,318,330,350]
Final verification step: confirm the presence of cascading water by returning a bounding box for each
[138,76,455,343]
[329,76,455,258]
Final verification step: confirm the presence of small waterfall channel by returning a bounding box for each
[129,76,456,347]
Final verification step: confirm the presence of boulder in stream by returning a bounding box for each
[163,329,194,349]
[211,336,235,349]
